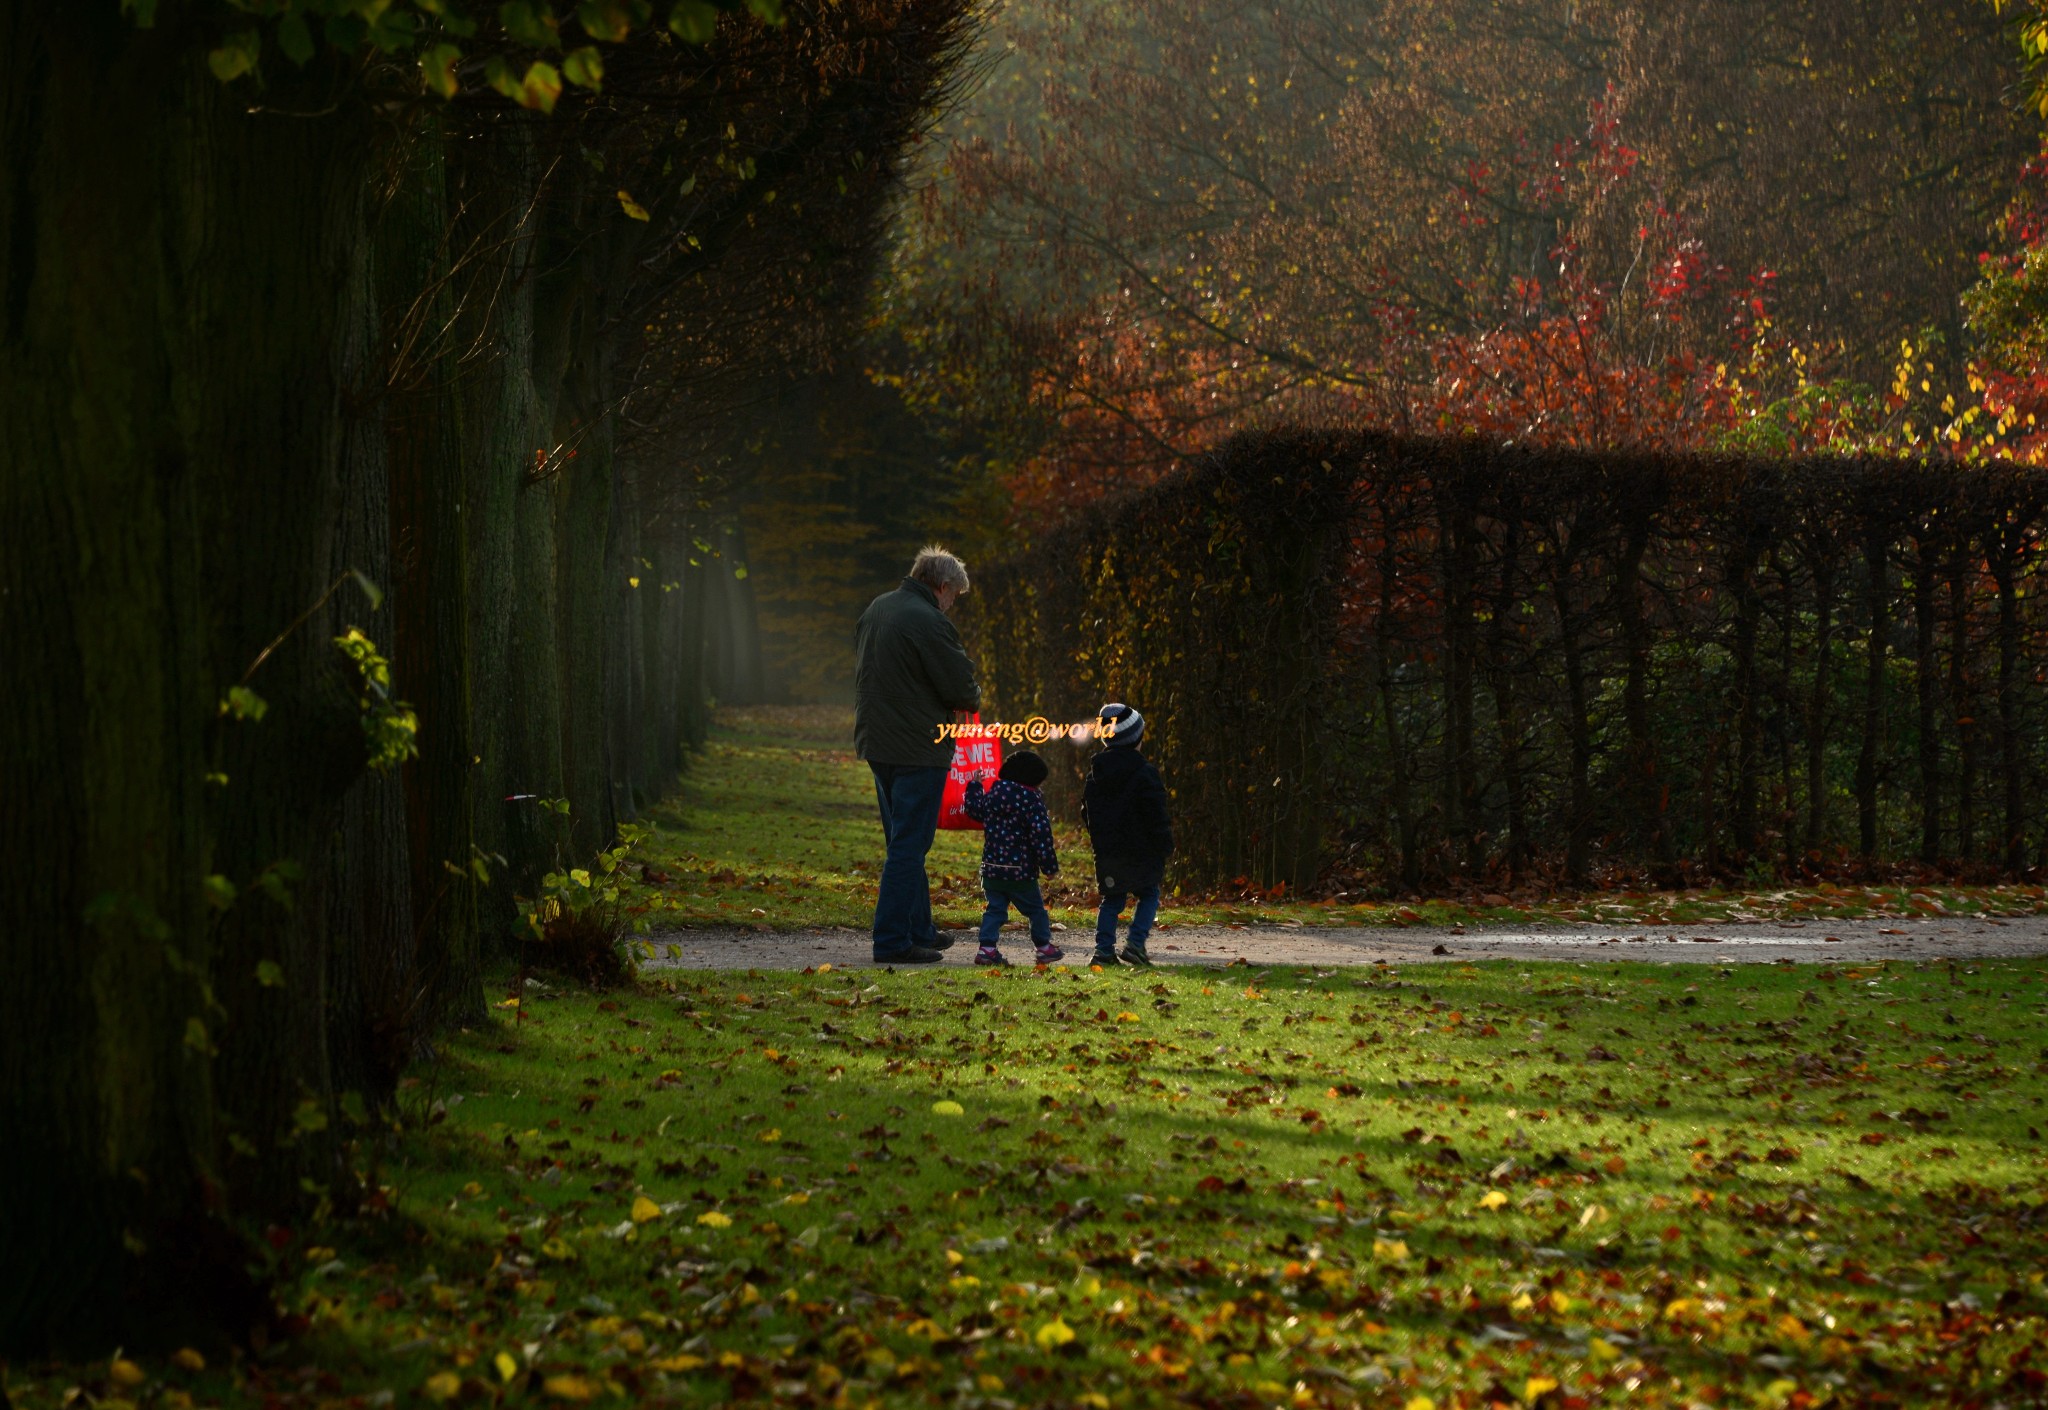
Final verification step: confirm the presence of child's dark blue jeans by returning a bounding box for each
[1095,885,1160,953]
[979,876,1053,946]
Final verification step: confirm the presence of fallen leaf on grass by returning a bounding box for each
[630,1195,662,1223]
[543,1373,598,1400]
[1477,1190,1508,1211]
[1034,1318,1077,1349]
[932,1100,964,1116]
[423,1371,463,1401]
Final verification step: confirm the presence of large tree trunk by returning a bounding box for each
[1914,532,1941,865]
[0,11,368,1353]
[1805,551,1836,857]
[1856,529,1888,861]
[379,123,483,1027]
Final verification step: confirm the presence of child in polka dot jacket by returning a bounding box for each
[961,750,1063,966]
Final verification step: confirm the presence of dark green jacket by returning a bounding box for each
[853,578,981,766]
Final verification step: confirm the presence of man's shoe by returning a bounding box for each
[1091,949,1121,967]
[919,932,958,951]
[876,946,945,965]
[1118,946,1154,967]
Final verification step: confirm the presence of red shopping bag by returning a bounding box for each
[938,714,1003,830]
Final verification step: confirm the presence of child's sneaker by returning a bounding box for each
[1035,942,1065,964]
[974,947,1011,967]
[1118,945,1153,967]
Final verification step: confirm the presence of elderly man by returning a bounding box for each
[854,546,981,963]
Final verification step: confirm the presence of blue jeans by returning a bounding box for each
[978,876,1052,947]
[1095,885,1160,953]
[869,762,946,958]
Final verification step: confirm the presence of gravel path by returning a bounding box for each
[642,914,2048,970]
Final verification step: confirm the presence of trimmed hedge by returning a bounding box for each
[969,430,2048,894]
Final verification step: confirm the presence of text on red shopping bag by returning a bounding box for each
[937,719,1003,830]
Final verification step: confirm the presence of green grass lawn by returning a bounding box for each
[620,707,2048,936]
[22,958,2048,1409]
[16,709,2048,1410]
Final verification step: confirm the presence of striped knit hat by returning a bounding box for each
[1097,703,1145,748]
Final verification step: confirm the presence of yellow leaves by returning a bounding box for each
[782,1191,809,1205]
[1033,1317,1077,1349]
[1548,1290,1572,1315]
[1477,1190,1509,1211]
[651,1354,706,1373]
[630,1195,662,1223]
[170,1349,205,1372]
[757,1127,782,1143]
[903,1317,948,1339]
[932,1099,965,1116]
[1510,1292,1536,1313]
[540,1236,578,1262]
[696,1210,733,1228]
[1404,1398,1437,1410]
[1776,1313,1812,1345]
[1522,1375,1559,1403]
[1115,1011,1140,1022]
[109,1360,147,1388]
[423,1371,463,1401]
[494,1351,520,1382]
[207,29,261,82]
[542,1373,598,1400]
[618,190,651,221]
[1588,1336,1621,1362]
[421,43,463,98]
[487,58,564,113]
[1577,1203,1609,1230]
[1371,1238,1409,1264]
[1663,1297,1700,1320]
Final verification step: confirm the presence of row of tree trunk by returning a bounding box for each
[0,1,950,1354]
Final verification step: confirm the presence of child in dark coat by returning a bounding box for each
[1082,703,1173,965]
[962,750,1063,966]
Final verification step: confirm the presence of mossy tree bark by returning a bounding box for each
[378,123,483,1027]
[0,9,369,1352]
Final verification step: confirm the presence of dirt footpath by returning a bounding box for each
[642,915,2048,970]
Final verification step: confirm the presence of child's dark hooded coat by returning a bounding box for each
[1082,749,1173,891]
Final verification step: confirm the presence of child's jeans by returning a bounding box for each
[979,876,1053,947]
[1095,885,1160,952]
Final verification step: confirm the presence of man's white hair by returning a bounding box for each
[910,545,970,594]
